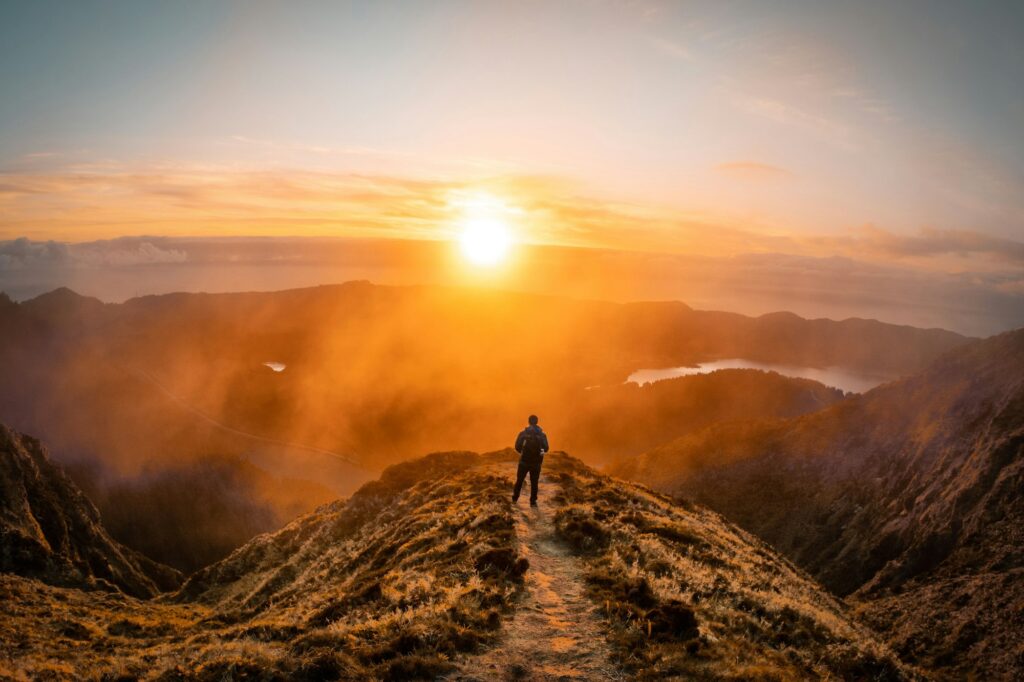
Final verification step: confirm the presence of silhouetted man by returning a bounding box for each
[513,414,549,507]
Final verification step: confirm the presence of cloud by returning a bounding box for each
[714,161,792,181]
[0,163,754,253]
[810,226,1024,265]
[648,36,692,61]
[994,279,1024,295]
[0,162,1020,280]
[73,239,188,266]
[0,237,186,268]
[226,136,410,159]
[2,235,1021,335]
[0,238,72,268]
[728,91,860,151]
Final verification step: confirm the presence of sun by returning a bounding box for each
[450,190,519,267]
[459,214,512,266]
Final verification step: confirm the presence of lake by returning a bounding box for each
[626,359,892,394]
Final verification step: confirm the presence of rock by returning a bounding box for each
[0,423,181,597]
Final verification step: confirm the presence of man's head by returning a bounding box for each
[528,414,538,426]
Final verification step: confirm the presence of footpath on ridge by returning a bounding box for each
[447,464,623,682]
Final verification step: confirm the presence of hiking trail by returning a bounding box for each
[448,465,624,682]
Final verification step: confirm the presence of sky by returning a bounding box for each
[1,0,1023,333]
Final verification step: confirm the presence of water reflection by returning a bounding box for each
[627,359,891,394]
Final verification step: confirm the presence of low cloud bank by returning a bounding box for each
[1,237,187,268]
[1,236,1021,336]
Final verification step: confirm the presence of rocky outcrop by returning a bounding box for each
[0,424,181,598]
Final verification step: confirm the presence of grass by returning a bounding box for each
[546,453,917,681]
[0,449,920,681]
[0,451,526,681]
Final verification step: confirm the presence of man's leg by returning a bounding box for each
[528,461,541,504]
[512,461,529,502]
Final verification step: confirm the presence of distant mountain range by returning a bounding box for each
[612,328,1024,678]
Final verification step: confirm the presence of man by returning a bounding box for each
[513,414,549,507]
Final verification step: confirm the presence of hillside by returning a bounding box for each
[0,424,180,598]
[2,283,967,473]
[557,368,846,461]
[612,329,1024,678]
[0,445,914,680]
[0,282,963,576]
[69,454,338,573]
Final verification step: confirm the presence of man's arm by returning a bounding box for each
[515,430,526,453]
[540,432,549,453]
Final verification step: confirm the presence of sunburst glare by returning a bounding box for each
[453,192,518,267]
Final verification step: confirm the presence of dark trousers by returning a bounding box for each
[513,457,542,502]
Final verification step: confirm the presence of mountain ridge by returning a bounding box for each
[612,327,1024,678]
[0,437,916,680]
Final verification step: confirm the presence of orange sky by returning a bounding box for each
[1,1,1023,332]
[2,163,1021,277]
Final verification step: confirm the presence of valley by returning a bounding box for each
[4,3,1021,678]
[613,329,1024,678]
[0,283,1019,679]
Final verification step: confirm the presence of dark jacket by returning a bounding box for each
[515,424,549,460]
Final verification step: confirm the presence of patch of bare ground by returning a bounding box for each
[448,464,624,681]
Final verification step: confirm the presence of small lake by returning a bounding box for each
[263,362,287,373]
[627,359,891,394]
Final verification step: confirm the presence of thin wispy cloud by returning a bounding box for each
[1,162,1020,280]
[714,161,792,181]
[811,226,1024,265]
[648,36,692,61]
[727,89,863,152]
[226,136,412,159]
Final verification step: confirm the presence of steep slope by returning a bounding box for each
[557,368,846,462]
[1,451,527,681]
[613,329,1024,678]
[0,423,181,598]
[546,455,911,680]
[0,450,914,680]
[70,454,338,573]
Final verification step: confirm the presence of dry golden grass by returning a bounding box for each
[548,454,919,680]
[0,450,919,681]
[0,451,526,681]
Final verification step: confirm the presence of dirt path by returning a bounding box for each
[448,466,624,682]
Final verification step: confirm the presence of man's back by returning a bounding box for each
[516,424,548,461]
[512,417,548,506]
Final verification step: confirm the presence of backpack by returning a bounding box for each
[521,430,543,459]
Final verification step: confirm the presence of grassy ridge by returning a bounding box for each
[1,451,527,681]
[548,455,914,680]
[1,450,918,680]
